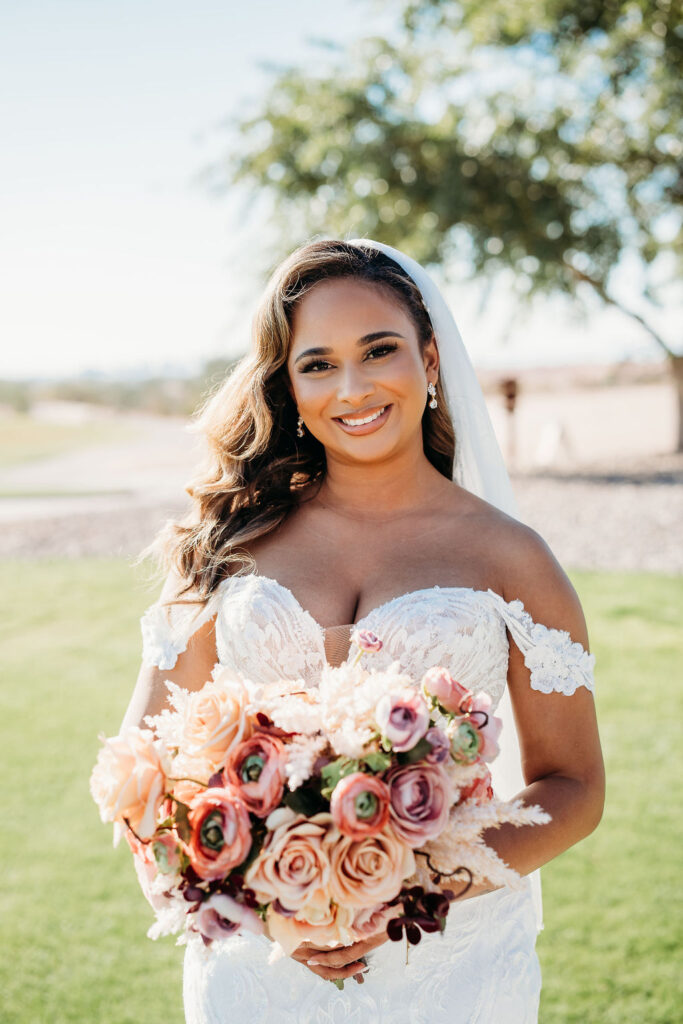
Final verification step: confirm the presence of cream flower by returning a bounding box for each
[90,727,167,842]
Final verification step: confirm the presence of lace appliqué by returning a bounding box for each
[140,582,227,671]
[486,589,595,696]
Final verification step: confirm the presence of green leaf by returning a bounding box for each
[284,785,329,817]
[397,737,433,765]
[361,751,392,773]
[173,801,191,843]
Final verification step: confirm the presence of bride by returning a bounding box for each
[120,237,604,1023]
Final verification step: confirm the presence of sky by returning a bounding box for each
[0,0,676,381]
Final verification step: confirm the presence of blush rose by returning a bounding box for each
[90,727,167,841]
[182,674,251,766]
[244,808,331,913]
[325,824,416,909]
[385,762,452,846]
[421,667,473,714]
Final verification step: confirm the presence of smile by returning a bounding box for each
[333,404,392,434]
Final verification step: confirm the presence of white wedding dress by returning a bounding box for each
[140,572,595,1024]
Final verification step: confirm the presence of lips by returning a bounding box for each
[333,404,388,425]
[333,404,393,434]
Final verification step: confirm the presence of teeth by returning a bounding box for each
[339,406,387,426]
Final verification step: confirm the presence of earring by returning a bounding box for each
[297,414,304,437]
[427,382,438,409]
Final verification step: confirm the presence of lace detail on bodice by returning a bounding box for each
[139,574,595,705]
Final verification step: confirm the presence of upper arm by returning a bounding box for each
[501,524,604,806]
[118,573,220,735]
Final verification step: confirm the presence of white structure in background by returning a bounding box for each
[533,420,575,469]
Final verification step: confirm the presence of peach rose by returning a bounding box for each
[224,733,286,817]
[90,727,167,841]
[195,893,265,942]
[244,808,331,913]
[324,825,415,909]
[330,772,390,841]
[421,667,473,714]
[266,900,356,957]
[182,674,251,766]
[186,786,252,880]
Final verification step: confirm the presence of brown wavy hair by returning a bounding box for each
[136,238,457,603]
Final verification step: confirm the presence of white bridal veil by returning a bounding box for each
[347,237,543,930]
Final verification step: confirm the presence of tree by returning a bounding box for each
[211,0,683,447]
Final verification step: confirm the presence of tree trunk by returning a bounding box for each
[670,353,683,454]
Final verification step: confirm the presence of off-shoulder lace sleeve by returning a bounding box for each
[140,580,226,671]
[486,588,596,696]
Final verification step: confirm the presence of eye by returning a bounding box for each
[299,343,397,373]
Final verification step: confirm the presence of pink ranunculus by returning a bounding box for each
[385,762,452,846]
[186,787,252,881]
[330,772,391,841]
[224,732,286,818]
[424,726,450,764]
[421,667,473,714]
[375,690,430,752]
[325,825,416,909]
[351,628,383,653]
[181,673,251,767]
[195,893,265,943]
[90,727,167,842]
[244,809,332,913]
[469,693,502,762]
[351,902,402,940]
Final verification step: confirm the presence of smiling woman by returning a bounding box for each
[121,238,603,1024]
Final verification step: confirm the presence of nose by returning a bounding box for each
[336,361,375,406]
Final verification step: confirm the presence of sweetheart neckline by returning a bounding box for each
[230,572,503,638]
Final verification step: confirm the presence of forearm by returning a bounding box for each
[443,772,605,902]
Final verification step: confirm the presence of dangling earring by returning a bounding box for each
[427,381,438,409]
[297,414,305,437]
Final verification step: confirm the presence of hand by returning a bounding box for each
[290,931,390,984]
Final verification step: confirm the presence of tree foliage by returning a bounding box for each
[211,0,683,444]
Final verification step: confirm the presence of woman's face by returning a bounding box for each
[286,277,439,463]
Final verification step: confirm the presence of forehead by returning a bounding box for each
[289,278,412,344]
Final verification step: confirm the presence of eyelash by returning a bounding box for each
[300,343,398,373]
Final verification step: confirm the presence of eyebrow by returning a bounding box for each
[294,331,406,364]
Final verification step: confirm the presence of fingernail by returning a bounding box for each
[307,959,320,966]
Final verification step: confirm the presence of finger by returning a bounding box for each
[307,950,368,969]
[305,960,367,981]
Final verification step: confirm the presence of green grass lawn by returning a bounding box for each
[1,561,681,1023]
[0,411,138,467]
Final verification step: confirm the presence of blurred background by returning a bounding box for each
[2,2,681,1023]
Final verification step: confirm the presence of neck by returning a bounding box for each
[313,442,448,519]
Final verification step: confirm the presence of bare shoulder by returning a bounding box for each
[447,484,589,645]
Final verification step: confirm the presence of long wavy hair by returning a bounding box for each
[136,238,457,603]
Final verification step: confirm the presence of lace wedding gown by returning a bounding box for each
[140,572,595,1024]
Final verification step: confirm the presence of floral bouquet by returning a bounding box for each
[90,629,549,968]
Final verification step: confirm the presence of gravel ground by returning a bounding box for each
[1,455,681,574]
